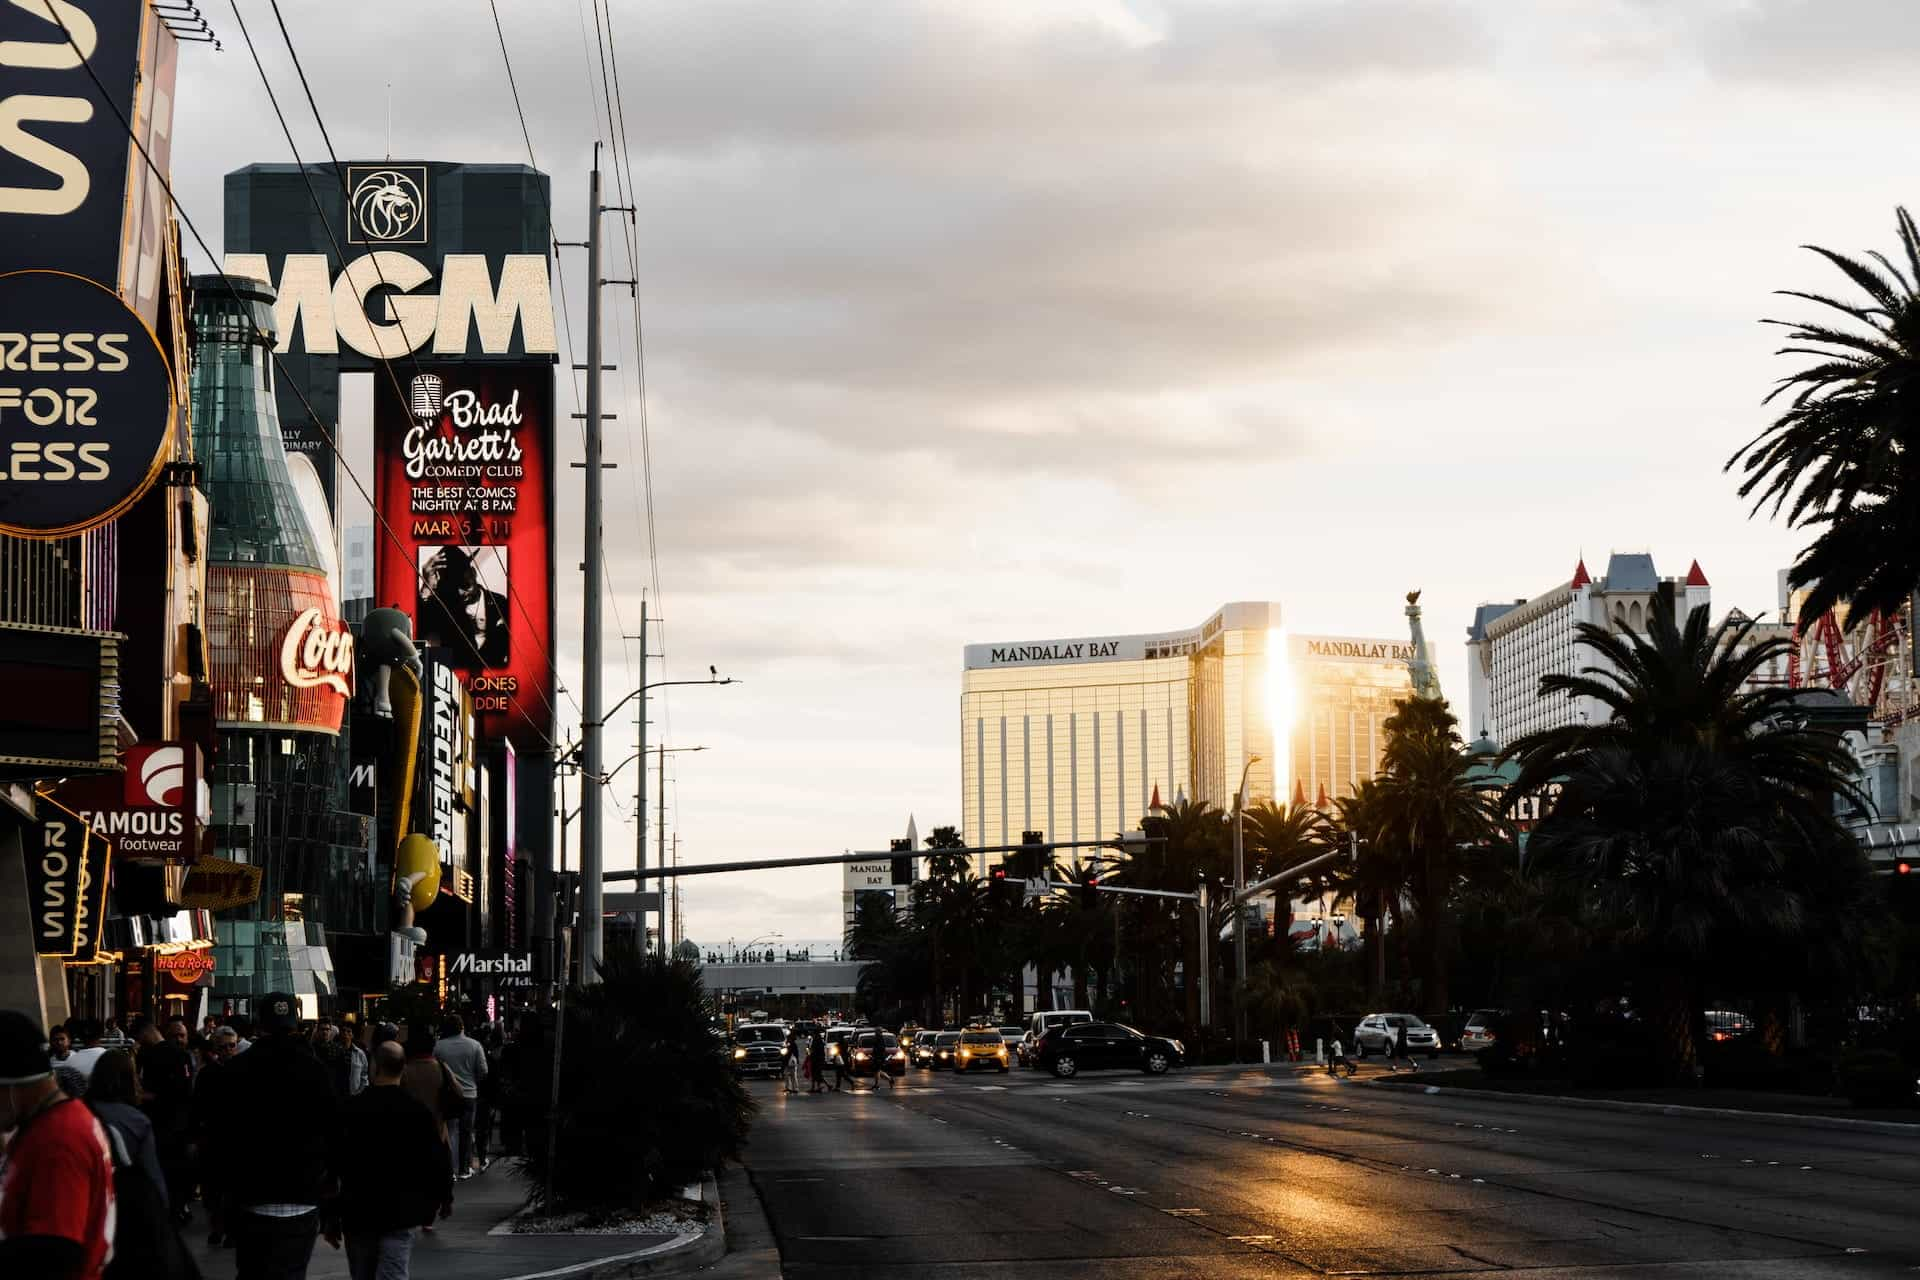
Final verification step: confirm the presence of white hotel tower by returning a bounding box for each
[1465,553,1712,748]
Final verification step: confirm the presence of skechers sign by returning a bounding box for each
[0,269,174,537]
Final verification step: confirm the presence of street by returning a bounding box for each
[740,1063,1920,1278]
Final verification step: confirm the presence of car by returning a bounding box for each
[848,1030,907,1078]
[953,1029,1011,1073]
[899,1025,926,1052]
[1036,1022,1184,1077]
[823,1025,858,1065]
[1021,1009,1092,1066]
[928,1030,962,1070]
[729,1023,789,1078]
[1460,1009,1503,1054]
[1704,1010,1754,1043]
[1353,1013,1441,1059]
[997,1025,1025,1050]
[910,1031,944,1069]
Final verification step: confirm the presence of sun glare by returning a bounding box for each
[1267,627,1293,806]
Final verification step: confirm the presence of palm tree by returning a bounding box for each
[1372,696,1505,1017]
[1728,206,1920,627]
[1502,604,1868,1082]
[1329,779,1398,998]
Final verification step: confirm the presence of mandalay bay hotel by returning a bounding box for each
[960,602,1414,870]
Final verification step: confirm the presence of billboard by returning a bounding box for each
[374,365,553,752]
[221,160,555,502]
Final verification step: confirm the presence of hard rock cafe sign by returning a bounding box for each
[280,606,354,696]
[154,948,215,987]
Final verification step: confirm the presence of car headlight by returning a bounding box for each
[1171,1041,1184,1054]
[959,1050,971,1059]
[733,1048,747,1059]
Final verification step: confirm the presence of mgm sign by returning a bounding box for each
[222,161,556,508]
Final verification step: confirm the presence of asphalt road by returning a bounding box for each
[739,1059,1920,1278]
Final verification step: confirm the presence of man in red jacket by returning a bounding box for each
[0,1009,116,1280]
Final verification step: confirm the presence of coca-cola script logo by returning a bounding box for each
[280,607,355,697]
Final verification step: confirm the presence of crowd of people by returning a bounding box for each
[0,998,546,1280]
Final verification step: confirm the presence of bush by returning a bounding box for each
[516,955,755,1211]
[1700,1037,1797,1090]
[1838,1050,1917,1109]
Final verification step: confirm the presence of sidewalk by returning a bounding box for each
[186,1161,682,1280]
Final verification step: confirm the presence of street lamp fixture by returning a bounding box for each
[1232,753,1260,1056]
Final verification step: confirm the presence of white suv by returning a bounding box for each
[1020,1009,1092,1066]
[1353,1013,1441,1058]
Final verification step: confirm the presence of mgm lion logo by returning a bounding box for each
[347,165,427,244]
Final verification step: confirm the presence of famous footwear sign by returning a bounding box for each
[53,741,206,862]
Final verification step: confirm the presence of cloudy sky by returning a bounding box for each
[170,0,1909,947]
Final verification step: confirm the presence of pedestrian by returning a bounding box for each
[343,1021,369,1097]
[431,1014,487,1180]
[191,1026,239,1247]
[310,1020,351,1099]
[0,1009,117,1280]
[782,1031,800,1094]
[1327,1036,1355,1078]
[85,1050,169,1213]
[808,1030,827,1094]
[50,1025,72,1064]
[322,1042,451,1280]
[64,1017,110,1087]
[201,991,338,1278]
[134,1015,195,1219]
[399,1024,461,1232]
[830,1034,852,1093]
[1388,1020,1417,1073]
[229,1014,253,1055]
[474,1026,501,1171]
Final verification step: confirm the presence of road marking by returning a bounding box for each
[774,1178,823,1184]
[1229,1234,1276,1245]
[976,1085,1007,1091]
[1166,1208,1209,1217]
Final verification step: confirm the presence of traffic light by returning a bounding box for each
[1078,865,1100,909]
[989,864,1016,906]
[889,837,913,885]
[1900,861,1913,876]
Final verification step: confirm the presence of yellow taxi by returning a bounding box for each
[952,1028,1011,1074]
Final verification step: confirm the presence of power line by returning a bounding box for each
[244,1,574,738]
[43,3,562,752]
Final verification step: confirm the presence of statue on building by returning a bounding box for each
[1405,590,1444,702]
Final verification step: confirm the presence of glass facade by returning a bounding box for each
[1284,635,1417,805]
[962,610,1419,858]
[961,604,1285,860]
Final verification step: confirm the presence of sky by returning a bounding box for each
[165,0,1919,948]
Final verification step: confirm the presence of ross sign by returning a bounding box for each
[0,270,176,537]
[375,366,554,751]
[25,800,92,955]
[280,606,354,696]
[178,855,262,912]
[71,810,111,961]
[153,947,214,987]
[221,251,555,360]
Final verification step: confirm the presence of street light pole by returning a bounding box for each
[1232,753,1260,1055]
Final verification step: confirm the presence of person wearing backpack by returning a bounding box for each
[0,1009,118,1280]
[85,1049,200,1279]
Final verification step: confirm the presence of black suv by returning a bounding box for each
[729,1024,788,1078]
[1036,1022,1184,1077]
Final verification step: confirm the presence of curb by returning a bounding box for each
[1367,1078,1920,1137]
[497,1173,728,1280]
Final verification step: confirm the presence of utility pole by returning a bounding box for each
[656,740,667,957]
[637,599,649,956]
[1232,754,1260,1056]
[576,147,633,984]
[578,152,605,985]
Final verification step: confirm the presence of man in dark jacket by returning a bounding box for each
[324,1041,451,1279]
[133,1014,194,1219]
[202,992,337,1278]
